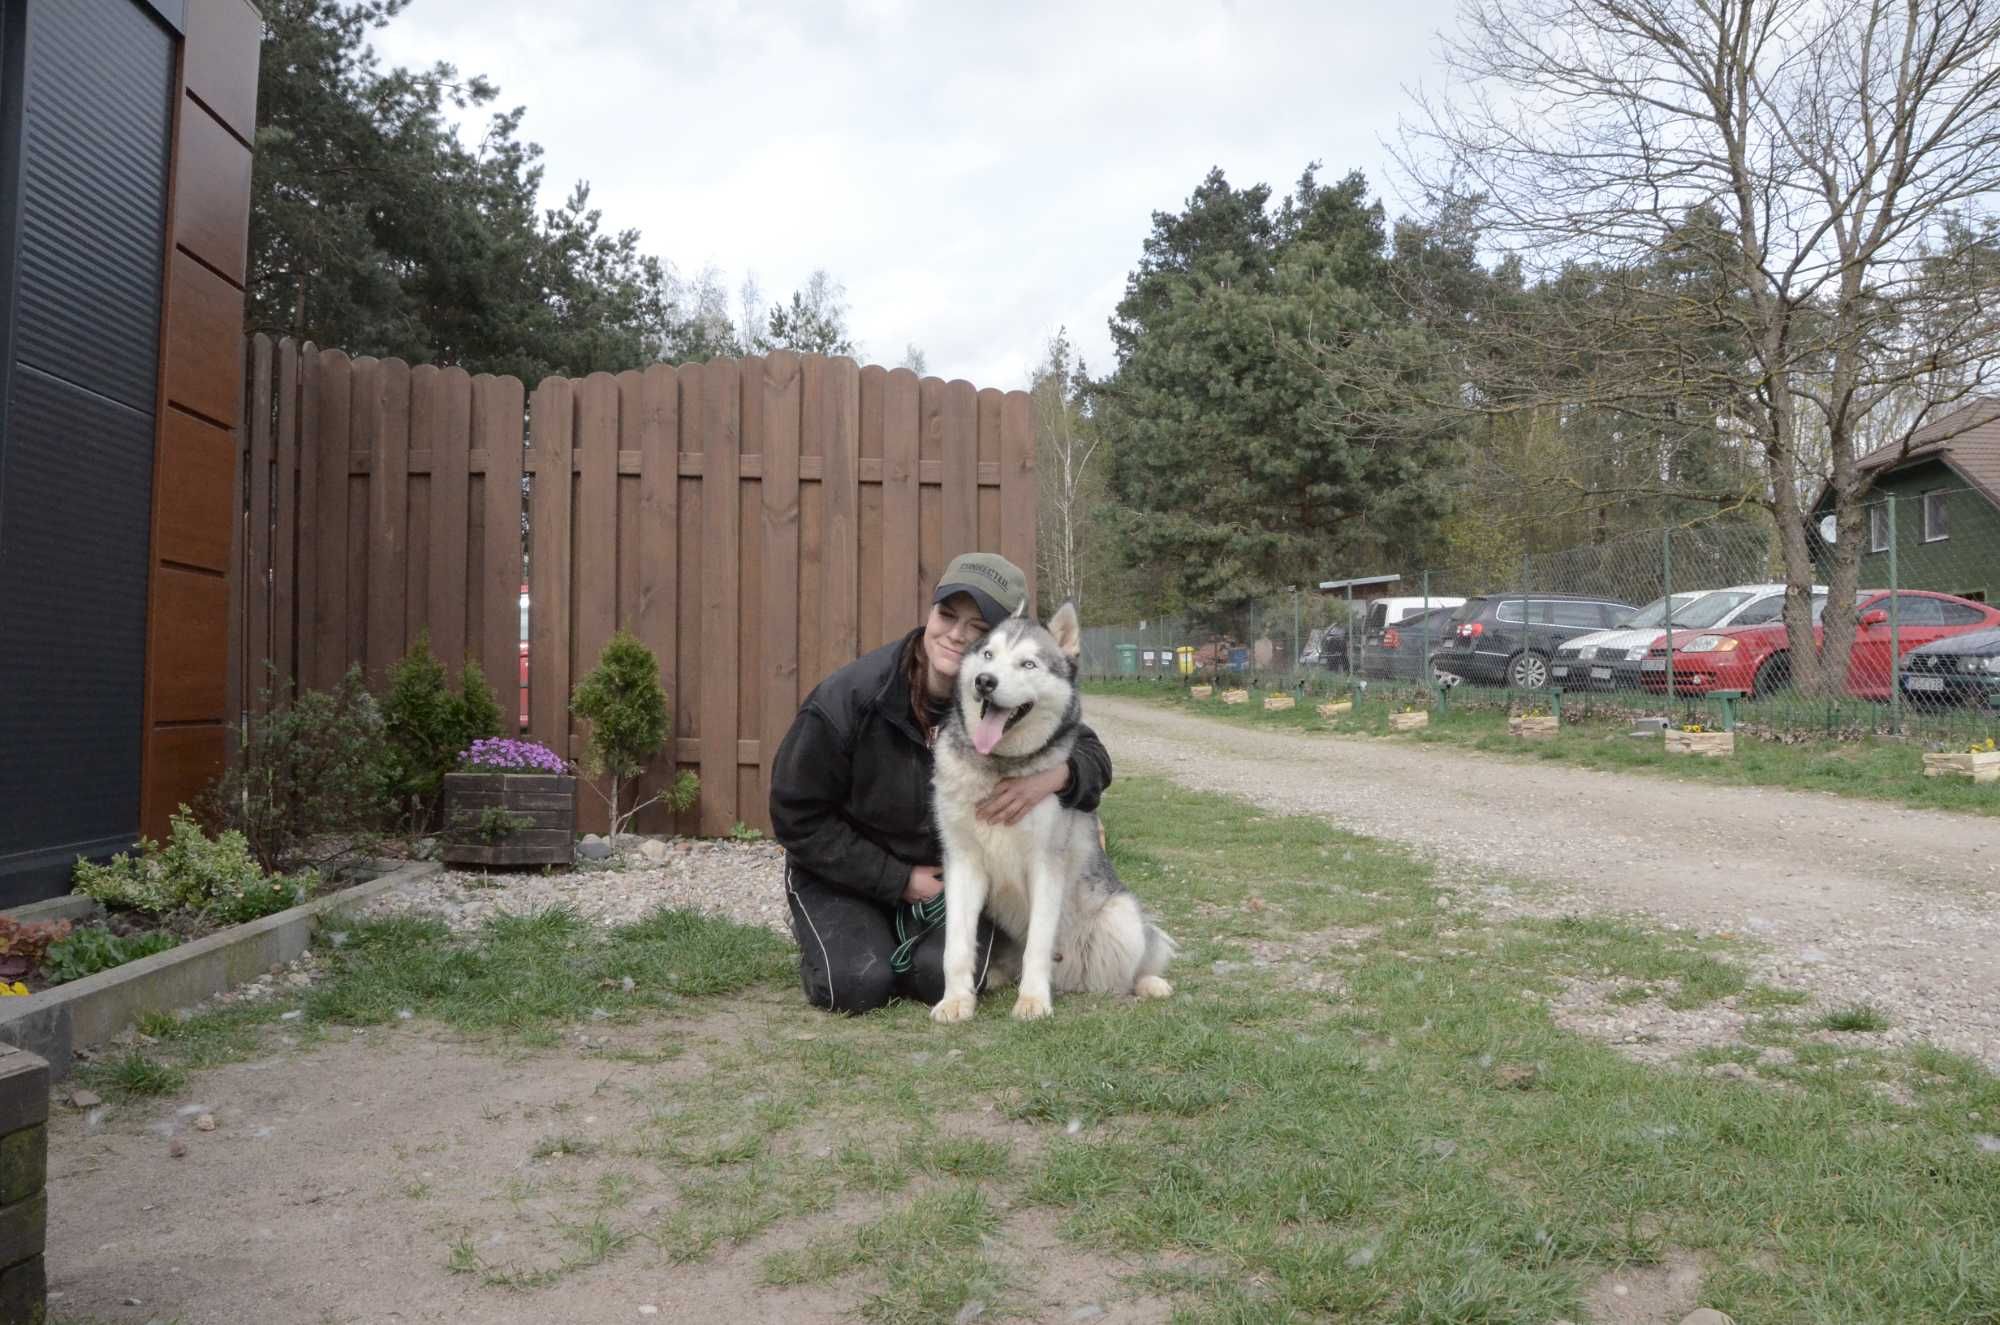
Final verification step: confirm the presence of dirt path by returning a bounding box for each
[1086,695,2000,1071]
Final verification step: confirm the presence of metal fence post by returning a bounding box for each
[1420,568,1433,694]
[1520,550,1532,695]
[1663,528,1677,702]
[1888,496,1902,733]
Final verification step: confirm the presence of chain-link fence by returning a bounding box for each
[1080,487,2000,745]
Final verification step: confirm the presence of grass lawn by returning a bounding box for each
[71,777,2000,1324]
[1088,676,2000,819]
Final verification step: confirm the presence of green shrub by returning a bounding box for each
[379,636,506,830]
[203,665,388,871]
[73,807,312,922]
[42,928,180,985]
[570,630,698,838]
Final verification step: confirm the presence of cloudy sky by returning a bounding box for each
[374,0,1465,390]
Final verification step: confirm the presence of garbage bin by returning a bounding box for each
[1175,645,1195,676]
[1115,643,1139,676]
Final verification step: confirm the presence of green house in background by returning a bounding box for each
[1813,398,2000,602]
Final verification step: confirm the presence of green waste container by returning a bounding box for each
[1115,643,1140,676]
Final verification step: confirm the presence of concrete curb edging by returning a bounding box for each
[0,862,439,1080]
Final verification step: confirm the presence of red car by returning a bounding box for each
[1640,590,2000,699]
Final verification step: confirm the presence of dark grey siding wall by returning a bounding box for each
[0,0,177,904]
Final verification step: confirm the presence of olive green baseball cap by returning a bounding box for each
[933,552,1027,628]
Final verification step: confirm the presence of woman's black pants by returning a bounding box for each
[785,868,997,1014]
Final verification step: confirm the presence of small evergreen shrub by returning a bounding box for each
[570,630,698,837]
[379,636,506,830]
[73,807,315,922]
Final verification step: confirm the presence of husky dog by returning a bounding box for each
[929,602,1176,1022]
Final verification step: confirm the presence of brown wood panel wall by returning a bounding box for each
[229,341,1036,836]
[141,0,262,842]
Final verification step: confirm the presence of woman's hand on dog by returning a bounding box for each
[904,864,945,904]
[975,766,1070,827]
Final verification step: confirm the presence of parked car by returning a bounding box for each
[1549,584,1816,692]
[1356,596,1466,679]
[1901,626,2000,709]
[1435,593,1639,689]
[1308,624,1350,672]
[1360,604,1460,683]
[1641,590,2000,698]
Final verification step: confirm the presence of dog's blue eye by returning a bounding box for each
[1022,660,1036,670]
[982,650,992,659]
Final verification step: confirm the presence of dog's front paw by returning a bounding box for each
[931,991,977,1024]
[1011,990,1053,1021]
[1135,976,1174,1000]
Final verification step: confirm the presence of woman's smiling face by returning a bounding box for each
[923,592,990,685]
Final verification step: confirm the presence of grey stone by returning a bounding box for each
[1679,1312,1736,1325]
[639,839,670,864]
[1069,1307,1105,1322]
[577,838,613,861]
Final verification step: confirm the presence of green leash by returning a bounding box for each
[889,893,949,974]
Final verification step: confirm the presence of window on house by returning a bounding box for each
[1924,490,1949,542]
[1869,504,1889,552]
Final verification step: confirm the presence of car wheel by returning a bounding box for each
[1430,662,1461,688]
[1508,651,1550,689]
[1753,653,1793,698]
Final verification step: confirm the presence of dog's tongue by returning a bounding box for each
[973,704,1012,755]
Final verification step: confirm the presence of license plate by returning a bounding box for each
[1907,676,1946,692]
[1591,667,1613,680]
[1552,665,1569,677]
[1641,659,1665,672]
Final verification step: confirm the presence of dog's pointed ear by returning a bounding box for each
[1009,600,1027,620]
[1048,601,1081,658]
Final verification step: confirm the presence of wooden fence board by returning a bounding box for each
[311,350,351,692]
[428,366,472,671]
[365,357,409,688]
[883,367,921,636]
[699,357,741,836]
[633,362,680,828]
[273,336,299,701]
[474,374,524,729]
[404,364,436,659]
[941,379,978,568]
[759,351,801,826]
[1000,389,1037,611]
[821,357,860,681]
[527,377,574,747]
[295,342,320,699]
[573,372,620,696]
[246,333,272,711]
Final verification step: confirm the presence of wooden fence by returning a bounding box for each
[227,335,1037,835]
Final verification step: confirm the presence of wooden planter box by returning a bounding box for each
[1509,714,1559,740]
[441,772,577,866]
[1922,750,2000,783]
[1318,700,1352,719]
[1263,695,1296,711]
[1189,685,1214,700]
[1220,689,1249,705]
[1664,730,1735,758]
[1389,711,1430,732]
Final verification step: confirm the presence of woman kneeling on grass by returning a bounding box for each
[768,553,1113,1014]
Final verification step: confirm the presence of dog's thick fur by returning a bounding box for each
[929,602,1175,1022]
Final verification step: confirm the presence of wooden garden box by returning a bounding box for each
[1318,700,1352,719]
[1664,730,1735,758]
[1221,689,1249,705]
[1509,714,1559,740]
[1389,711,1430,732]
[1922,750,2000,783]
[1189,685,1214,700]
[441,772,578,866]
[1263,695,1296,711]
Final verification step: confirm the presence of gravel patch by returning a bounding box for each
[1087,695,2000,1073]
[360,838,792,937]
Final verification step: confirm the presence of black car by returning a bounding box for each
[1359,604,1459,683]
[1900,626,2000,709]
[1435,593,1640,689]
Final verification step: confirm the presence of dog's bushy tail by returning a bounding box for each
[1139,922,1177,978]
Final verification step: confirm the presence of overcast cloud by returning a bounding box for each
[374,0,1463,389]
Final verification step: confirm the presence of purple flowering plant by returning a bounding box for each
[456,737,570,775]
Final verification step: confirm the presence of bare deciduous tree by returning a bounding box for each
[1032,329,1101,609]
[1406,0,2000,695]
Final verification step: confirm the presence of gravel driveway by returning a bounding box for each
[1085,695,2000,1072]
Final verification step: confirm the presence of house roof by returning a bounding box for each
[1857,397,2000,498]
[1812,397,2000,515]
